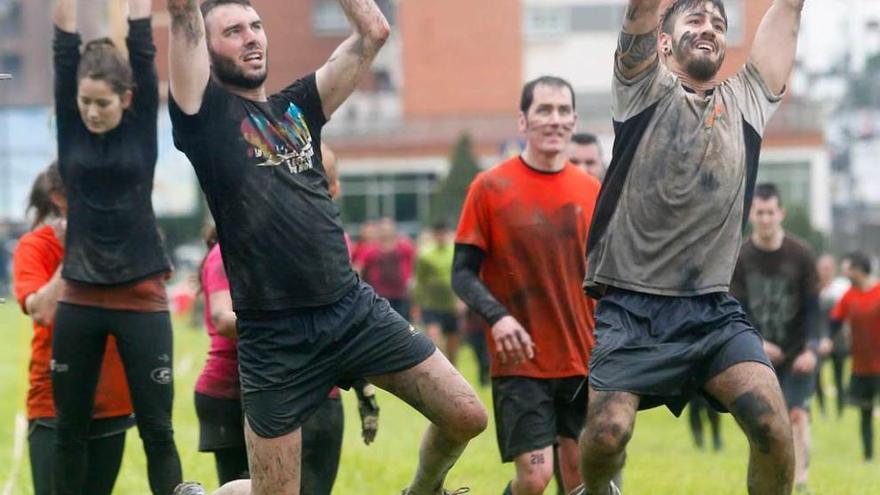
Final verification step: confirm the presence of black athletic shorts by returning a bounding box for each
[194,392,245,451]
[776,365,816,411]
[422,309,458,335]
[492,375,587,462]
[589,288,772,416]
[238,281,436,439]
[850,374,880,408]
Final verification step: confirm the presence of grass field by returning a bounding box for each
[0,301,878,494]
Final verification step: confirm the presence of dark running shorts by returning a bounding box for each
[194,392,245,451]
[849,374,880,408]
[422,309,459,335]
[776,365,816,411]
[589,288,772,416]
[238,281,436,439]
[492,375,587,462]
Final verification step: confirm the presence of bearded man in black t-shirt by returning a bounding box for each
[731,183,820,495]
[165,1,487,494]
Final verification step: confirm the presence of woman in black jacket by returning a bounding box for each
[51,1,182,493]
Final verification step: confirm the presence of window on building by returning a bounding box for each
[0,54,22,82]
[0,0,22,37]
[570,4,626,33]
[339,171,438,235]
[313,0,396,35]
[757,160,812,212]
[525,6,569,38]
[373,69,393,92]
[313,0,349,35]
[376,0,396,26]
[725,0,744,46]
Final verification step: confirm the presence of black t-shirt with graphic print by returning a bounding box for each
[169,75,356,316]
[731,235,819,369]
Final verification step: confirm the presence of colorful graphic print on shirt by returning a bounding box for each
[241,102,315,174]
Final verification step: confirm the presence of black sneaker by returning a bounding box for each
[568,481,621,495]
[399,488,470,495]
[173,482,207,495]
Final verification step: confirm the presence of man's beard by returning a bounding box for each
[673,32,724,82]
[210,49,268,90]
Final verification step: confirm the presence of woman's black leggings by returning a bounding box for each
[214,447,250,485]
[29,422,126,495]
[51,303,182,495]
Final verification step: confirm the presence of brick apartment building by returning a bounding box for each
[0,0,829,233]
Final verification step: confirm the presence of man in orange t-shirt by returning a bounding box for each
[13,163,134,495]
[830,252,880,461]
[453,76,600,495]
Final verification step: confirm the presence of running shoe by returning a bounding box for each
[568,481,621,495]
[173,482,207,495]
[399,488,470,494]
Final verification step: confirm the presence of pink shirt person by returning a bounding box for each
[195,244,239,400]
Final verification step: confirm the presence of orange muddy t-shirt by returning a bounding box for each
[13,225,133,420]
[456,156,601,378]
[830,284,880,376]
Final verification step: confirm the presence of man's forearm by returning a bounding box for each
[623,0,663,32]
[129,0,152,20]
[53,0,77,32]
[775,0,806,12]
[624,0,664,19]
[167,0,197,17]
[339,0,390,46]
[617,0,662,76]
[451,244,510,326]
[168,0,202,44]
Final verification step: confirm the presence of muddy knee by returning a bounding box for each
[582,415,633,456]
[732,391,792,455]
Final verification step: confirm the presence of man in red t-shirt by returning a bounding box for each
[357,217,415,319]
[830,252,880,461]
[453,76,600,495]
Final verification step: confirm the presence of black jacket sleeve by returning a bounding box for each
[451,243,510,326]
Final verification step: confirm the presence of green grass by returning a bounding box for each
[0,302,878,494]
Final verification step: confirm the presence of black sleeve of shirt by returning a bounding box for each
[829,319,844,340]
[126,18,158,120]
[804,293,821,352]
[451,243,510,326]
[53,27,82,142]
[274,73,328,130]
[802,251,821,351]
[168,78,222,147]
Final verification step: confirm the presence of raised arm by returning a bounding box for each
[167,0,211,115]
[53,0,82,133]
[126,0,158,117]
[750,0,805,95]
[53,0,76,32]
[616,0,664,80]
[315,0,390,118]
[128,0,152,20]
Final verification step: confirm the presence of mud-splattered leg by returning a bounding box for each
[369,350,488,495]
